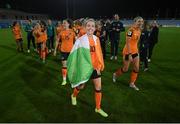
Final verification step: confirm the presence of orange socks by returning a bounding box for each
[62,67,67,80]
[42,50,46,60]
[95,91,102,110]
[115,68,124,77]
[73,87,80,97]
[72,88,102,110]
[130,70,138,83]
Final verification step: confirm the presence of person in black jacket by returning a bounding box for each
[94,21,107,59]
[148,21,159,62]
[47,19,55,53]
[104,19,111,49]
[24,19,36,53]
[110,14,125,60]
[139,21,150,71]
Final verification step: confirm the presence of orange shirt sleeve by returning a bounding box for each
[89,37,104,71]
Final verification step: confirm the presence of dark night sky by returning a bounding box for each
[0,0,179,19]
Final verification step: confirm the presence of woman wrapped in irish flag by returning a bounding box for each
[67,19,108,118]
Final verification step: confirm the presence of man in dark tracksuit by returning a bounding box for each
[25,19,36,53]
[148,21,159,62]
[47,19,55,53]
[110,14,125,60]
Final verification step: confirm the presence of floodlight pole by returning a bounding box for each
[66,0,69,18]
[73,0,76,19]
[166,8,169,19]
[174,8,178,19]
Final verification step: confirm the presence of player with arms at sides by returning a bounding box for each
[113,16,144,91]
[12,21,24,52]
[24,19,36,53]
[54,19,76,85]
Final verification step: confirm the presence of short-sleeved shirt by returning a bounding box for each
[59,29,76,52]
[12,26,22,40]
[123,26,141,55]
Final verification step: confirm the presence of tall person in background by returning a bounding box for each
[110,14,125,60]
[47,19,55,53]
[25,19,36,53]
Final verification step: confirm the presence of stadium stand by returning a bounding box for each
[0,8,180,28]
[121,20,180,27]
[0,8,49,28]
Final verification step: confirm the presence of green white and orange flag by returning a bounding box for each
[67,34,104,88]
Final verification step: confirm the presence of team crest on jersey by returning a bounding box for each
[90,46,95,52]
[65,32,71,40]
[127,31,133,37]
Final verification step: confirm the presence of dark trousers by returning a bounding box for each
[140,48,148,68]
[148,42,156,59]
[111,38,119,56]
[27,34,36,49]
[47,36,54,50]
[100,41,106,59]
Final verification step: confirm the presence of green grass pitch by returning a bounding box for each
[0,27,180,122]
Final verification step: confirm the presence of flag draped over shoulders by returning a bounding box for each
[67,34,104,88]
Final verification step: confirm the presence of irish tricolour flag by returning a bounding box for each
[67,34,103,88]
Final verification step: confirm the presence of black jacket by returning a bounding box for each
[139,30,150,50]
[149,26,159,44]
[111,20,125,38]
